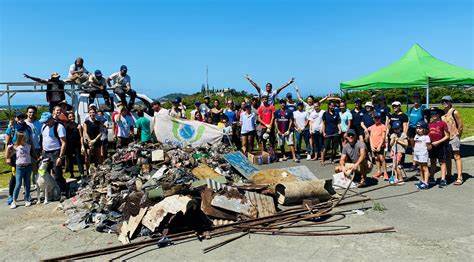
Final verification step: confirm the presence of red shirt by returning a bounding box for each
[428,120,448,142]
[257,104,275,126]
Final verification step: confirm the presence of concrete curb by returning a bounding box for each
[461,136,474,143]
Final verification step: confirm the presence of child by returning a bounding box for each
[389,121,408,184]
[368,113,388,180]
[7,131,36,208]
[413,121,431,190]
[428,107,450,188]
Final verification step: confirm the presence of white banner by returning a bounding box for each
[152,115,223,147]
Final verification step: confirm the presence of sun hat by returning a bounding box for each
[50,72,60,79]
[39,112,52,123]
[364,101,374,107]
[392,101,401,106]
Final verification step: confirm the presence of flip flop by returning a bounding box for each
[454,179,463,186]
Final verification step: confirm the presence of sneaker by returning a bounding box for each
[294,159,300,163]
[439,179,447,188]
[306,155,312,160]
[10,201,17,209]
[417,182,429,190]
[389,175,396,184]
[25,201,31,207]
[7,196,13,206]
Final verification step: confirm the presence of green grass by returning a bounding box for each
[456,108,474,138]
[0,156,12,189]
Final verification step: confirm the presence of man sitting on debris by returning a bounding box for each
[335,129,370,187]
[83,70,113,110]
[114,106,135,148]
[107,65,136,110]
[24,72,66,112]
[67,57,89,84]
[39,111,68,196]
[244,75,295,105]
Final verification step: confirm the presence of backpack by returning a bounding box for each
[40,120,64,147]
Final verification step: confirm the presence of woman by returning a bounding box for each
[239,104,256,155]
[65,112,84,178]
[7,132,36,208]
[210,100,223,125]
[82,107,102,172]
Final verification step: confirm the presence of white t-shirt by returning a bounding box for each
[115,115,134,138]
[308,109,325,133]
[240,112,256,134]
[414,134,430,156]
[68,63,89,78]
[109,72,131,88]
[293,110,308,130]
[259,90,278,105]
[41,123,66,151]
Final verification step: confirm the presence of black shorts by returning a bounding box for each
[324,135,339,150]
[407,127,416,139]
[429,142,448,162]
[241,130,256,137]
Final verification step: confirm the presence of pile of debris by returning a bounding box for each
[59,141,338,244]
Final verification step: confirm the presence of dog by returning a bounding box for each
[36,158,60,204]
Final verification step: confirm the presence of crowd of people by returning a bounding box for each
[3,63,466,209]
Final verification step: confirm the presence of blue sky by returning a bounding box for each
[0,0,472,105]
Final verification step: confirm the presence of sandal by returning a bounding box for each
[358,180,366,188]
[454,179,463,186]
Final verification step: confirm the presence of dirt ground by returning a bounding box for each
[0,143,473,261]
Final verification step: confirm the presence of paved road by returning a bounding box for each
[0,143,473,261]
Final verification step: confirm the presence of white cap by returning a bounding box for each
[364,101,374,107]
[392,101,401,106]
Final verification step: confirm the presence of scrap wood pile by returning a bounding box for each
[53,141,396,260]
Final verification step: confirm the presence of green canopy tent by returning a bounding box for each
[340,44,474,105]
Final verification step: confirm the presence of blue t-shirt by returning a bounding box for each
[274,109,293,133]
[223,109,237,124]
[286,103,297,113]
[362,113,375,128]
[375,105,390,122]
[339,110,353,132]
[351,109,365,128]
[323,111,340,136]
[408,105,427,128]
[5,122,33,145]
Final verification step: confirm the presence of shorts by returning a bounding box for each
[414,152,429,164]
[429,142,448,162]
[344,161,369,176]
[241,130,256,137]
[407,127,416,139]
[256,126,274,141]
[324,135,339,151]
[372,147,385,156]
[277,132,294,147]
[449,136,461,151]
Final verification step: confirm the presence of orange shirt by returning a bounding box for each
[368,123,387,149]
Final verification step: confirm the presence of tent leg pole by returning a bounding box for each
[426,85,429,107]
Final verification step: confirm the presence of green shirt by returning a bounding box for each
[135,117,151,142]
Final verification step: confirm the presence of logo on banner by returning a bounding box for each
[172,121,205,143]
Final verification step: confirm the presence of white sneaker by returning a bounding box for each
[10,201,17,209]
[25,201,31,207]
[306,155,312,160]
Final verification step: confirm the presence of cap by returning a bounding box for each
[244,103,251,109]
[391,120,402,129]
[297,101,304,107]
[176,97,182,103]
[392,101,401,106]
[94,70,102,76]
[194,101,201,106]
[58,100,68,105]
[286,92,293,98]
[379,95,386,100]
[347,129,357,136]
[364,101,374,107]
[172,99,179,104]
[15,123,27,132]
[50,72,60,79]
[430,107,443,115]
[279,99,286,104]
[39,112,52,123]
[88,104,98,109]
[354,98,362,103]
[441,95,453,102]
[120,65,128,71]
[15,111,27,119]
[416,121,428,129]
[204,95,210,99]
